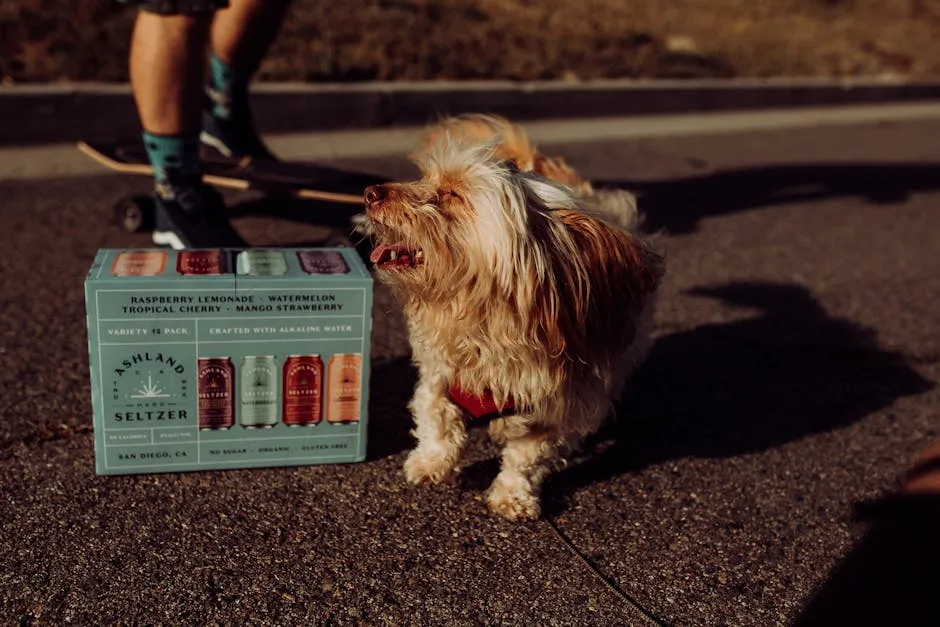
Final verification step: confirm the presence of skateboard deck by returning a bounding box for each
[77,140,365,205]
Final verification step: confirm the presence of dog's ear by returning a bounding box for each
[538,210,663,363]
[565,210,663,311]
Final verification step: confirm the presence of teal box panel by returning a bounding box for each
[85,248,373,475]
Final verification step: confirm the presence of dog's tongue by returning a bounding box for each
[370,242,410,265]
[369,244,396,264]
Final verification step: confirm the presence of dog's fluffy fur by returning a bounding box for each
[411,114,594,195]
[365,115,664,520]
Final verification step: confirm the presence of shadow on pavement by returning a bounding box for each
[597,163,940,234]
[223,159,379,229]
[228,195,366,229]
[545,281,935,511]
[794,492,940,626]
[365,357,419,460]
[227,162,940,237]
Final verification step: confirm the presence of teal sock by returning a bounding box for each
[208,54,254,120]
[142,131,201,198]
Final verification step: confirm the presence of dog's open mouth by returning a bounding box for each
[370,243,425,270]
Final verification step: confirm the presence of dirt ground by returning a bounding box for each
[3,0,940,84]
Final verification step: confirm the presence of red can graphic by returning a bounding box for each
[177,250,228,275]
[282,355,323,426]
[198,357,235,430]
[326,353,362,423]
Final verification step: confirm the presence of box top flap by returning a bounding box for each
[86,248,372,282]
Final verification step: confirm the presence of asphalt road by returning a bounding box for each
[2,112,939,625]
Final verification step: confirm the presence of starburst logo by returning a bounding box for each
[109,353,187,409]
[130,373,172,398]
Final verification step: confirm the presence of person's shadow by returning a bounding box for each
[540,281,934,510]
[597,163,940,235]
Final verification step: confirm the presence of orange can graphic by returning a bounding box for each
[111,251,167,276]
[325,353,362,423]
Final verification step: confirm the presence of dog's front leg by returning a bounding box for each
[487,417,566,521]
[403,367,466,485]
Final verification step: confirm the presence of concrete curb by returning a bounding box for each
[4,78,940,146]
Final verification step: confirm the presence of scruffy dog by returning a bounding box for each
[364,115,664,520]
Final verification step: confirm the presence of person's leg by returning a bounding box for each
[201,0,293,161]
[127,2,245,249]
[130,11,209,137]
[130,10,210,195]
[211,0,291,72]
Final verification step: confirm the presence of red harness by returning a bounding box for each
[448,383,516,419]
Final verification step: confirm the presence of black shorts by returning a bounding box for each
[120,0,228,15]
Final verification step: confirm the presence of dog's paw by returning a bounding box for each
[486,475,540,521]
[404,447,458,485]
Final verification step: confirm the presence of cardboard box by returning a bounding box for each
[84,248,373,475]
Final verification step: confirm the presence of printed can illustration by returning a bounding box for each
[282,355,323,426]
[236,250,287,276]
[198,357,235,430]
[239,355,279,429]
[297,250,350,275]
[177,250,229,275]
[111,250,167,276]
[326,353,362,423]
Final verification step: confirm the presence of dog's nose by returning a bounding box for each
[364,185,387,205]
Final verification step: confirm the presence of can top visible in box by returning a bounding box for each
[86,248,371,282]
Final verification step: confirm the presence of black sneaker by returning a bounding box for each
[151,183,246,250]
[200,96,278,164]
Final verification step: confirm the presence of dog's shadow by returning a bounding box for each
[363,281,934,514]
[538,280,933,514]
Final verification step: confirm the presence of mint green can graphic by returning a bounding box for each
[239,355,279,428]
[236,250,287,276]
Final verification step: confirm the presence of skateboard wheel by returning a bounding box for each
[114,195,156,233]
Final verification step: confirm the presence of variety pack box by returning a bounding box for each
[84,248,373,475]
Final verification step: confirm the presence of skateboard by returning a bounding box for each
[77,140,371,234]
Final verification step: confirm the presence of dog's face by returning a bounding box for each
[365,142,559,303]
